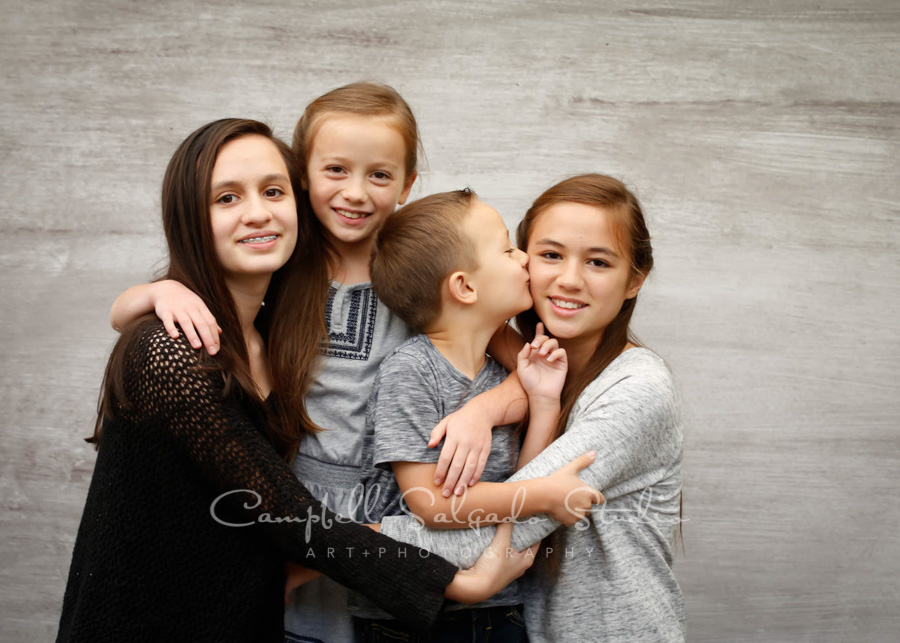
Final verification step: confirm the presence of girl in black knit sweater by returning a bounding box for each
[57,119,532,642]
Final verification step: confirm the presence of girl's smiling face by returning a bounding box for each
[304,114,415,254]
[526,201,644,354]
[209,134,298,288]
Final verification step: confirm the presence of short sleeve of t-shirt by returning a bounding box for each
[371,346,443,469]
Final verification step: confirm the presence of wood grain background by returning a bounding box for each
[2,1,898,640]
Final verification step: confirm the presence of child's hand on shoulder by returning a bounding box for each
[517,322,567,404]
[153,280,221,355]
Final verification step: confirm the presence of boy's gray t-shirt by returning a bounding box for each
[350,334,522,618]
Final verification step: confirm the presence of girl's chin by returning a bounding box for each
[545,328,577,340]
[536,316,584,341]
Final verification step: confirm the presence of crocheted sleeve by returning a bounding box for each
[124,323,456,626]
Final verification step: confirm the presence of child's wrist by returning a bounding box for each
[528,396,561,418]
[149,280,175,306]
[472,391,502,427]
[524,479,553,515]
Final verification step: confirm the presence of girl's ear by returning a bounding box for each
[626,271,646,299]
[397,171,418,206]
[447,269,477,305]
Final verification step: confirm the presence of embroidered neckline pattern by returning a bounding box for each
[323,286,378,360]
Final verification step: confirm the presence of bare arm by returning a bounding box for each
[391,453,598,529]
[110,279,221,354]
[110,283,160,331]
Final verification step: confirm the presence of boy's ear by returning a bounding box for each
[446,269,477,305]
[397,171,417,206]
[626,271,646,299]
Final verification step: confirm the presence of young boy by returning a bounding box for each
[349,189,598,641]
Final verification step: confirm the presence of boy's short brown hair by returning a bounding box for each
[371,189,478,332]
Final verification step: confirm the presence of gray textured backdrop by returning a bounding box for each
[2,1,898,640]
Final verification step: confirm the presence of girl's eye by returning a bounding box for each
[217,194,237,205]
[371,171,391,181]
[505,248,515,255]
[264,188,284,198]
[325,166,345,174]
[540,251,562,260]
[588,259,610,268]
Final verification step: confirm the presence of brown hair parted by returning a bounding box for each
[371,189,478,333]
[92,118,314,458]
[292,81,422,184]
[515,174,654,444]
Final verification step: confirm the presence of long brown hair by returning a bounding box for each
[271,82,423,436]
[91,118,309,457]
[516,173,656,574]
[516,174,654,445]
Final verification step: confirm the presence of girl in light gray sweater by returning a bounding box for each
[379,174,685,642]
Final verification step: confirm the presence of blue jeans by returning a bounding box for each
[355,604,527,642]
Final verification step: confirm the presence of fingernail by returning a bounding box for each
[434,478,442,486]
[588,451,596,458]
[470,479,477,486]
[455,485,464,496]
[442,488,451,498]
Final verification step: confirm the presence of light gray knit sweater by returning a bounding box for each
[380,347,685,642]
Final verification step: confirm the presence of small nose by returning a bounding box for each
[243,195,273,224]
[557,260,583,289]
[342,177,367,203]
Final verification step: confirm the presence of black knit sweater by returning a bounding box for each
[57,323,456,641]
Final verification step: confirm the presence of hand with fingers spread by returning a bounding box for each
[517,322,567,404]
[427,399,494,498]
[542,451,604,526]
[516,322,568,468]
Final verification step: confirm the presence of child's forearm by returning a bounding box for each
[517,399,560,469]
[473,371,528,427]
[110,283,157,331]
[405,478,552,529]
[394,461,553,529]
